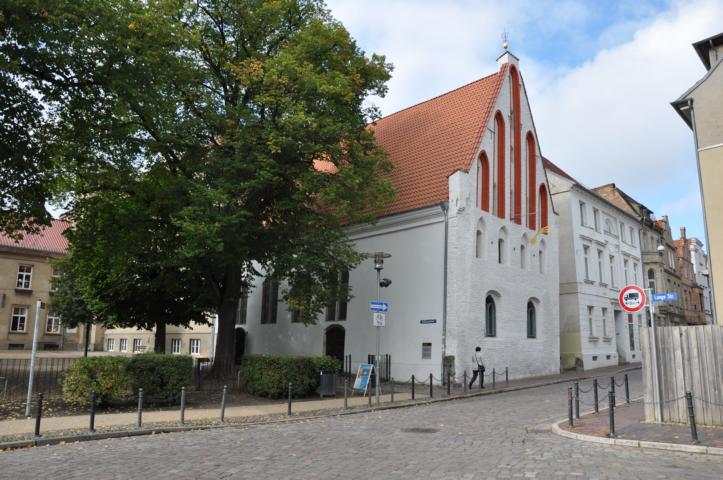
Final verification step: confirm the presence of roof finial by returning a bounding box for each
[502,30,509,51]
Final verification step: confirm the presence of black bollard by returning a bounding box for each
[463,371,467,394]
[610,376,616,403]
[220,385,228,422]
[287,383,292,416]
[180,386,186,425]
[343,378,348,410]
[479,367,483,390]
[368,388,372,407]
[195,360,202,391]
[567,387,573,428]
[429,373,433,398]
[608,390,616,438]
[89,391,97,433]
[574,382,580,419]
[447,373,451,396]
[137,388,144,428]
[412,375,416,400]
[34,393,43,437]
[593,378,599,414]
[505,367,509,385]
[686,391,699,444]
[492,368,496,389]
[624,374,630,404]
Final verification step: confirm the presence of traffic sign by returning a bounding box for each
[652,292,678,302]
[372,312,386,327]
[619,285,646,313]
[369,301,389,312]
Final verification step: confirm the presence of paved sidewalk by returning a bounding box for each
[0,363,639,440]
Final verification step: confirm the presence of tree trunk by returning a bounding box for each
[154,320,166,353]
[83,321,91,357]
[213,266,242,376]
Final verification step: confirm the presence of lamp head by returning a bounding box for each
[379,278,392,288]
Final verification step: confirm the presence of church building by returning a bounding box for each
[241,52,560,382]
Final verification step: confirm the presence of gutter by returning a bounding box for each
[440,201,449,377]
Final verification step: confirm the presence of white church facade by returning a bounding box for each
[240,52,560,382]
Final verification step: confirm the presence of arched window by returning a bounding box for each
[526,132,536,230]
[479,152,490,212]
[485,296,496,337]
[538,184,549,231]
[498,238,505,264]
[527,301,536,338]
[648,268,656,293]
[475,230,483,258]
[510,67,522,225]
[495,111,505,219]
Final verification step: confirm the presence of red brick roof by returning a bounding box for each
[371,66,507,216]
[0,219,70,255]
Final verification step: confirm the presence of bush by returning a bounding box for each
[62,356,131,406]
[126,353,193,403]
[239,355,341,399]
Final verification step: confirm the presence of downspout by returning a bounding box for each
[688,98,718,324]
[440,201,449,377]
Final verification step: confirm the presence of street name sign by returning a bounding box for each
[420,319,437,324]
[619,285,646,313]
[372,312,386,327]
[369,301,389,312]
[652,292,678,302]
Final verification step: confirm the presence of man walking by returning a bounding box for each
[469,346,485,389]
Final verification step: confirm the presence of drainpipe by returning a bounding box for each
[440,201,449,378]
[688,98,718,324]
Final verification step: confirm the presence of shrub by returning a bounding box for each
[62,356,131,406]
[239,355,341,399]
[126,353,193,403]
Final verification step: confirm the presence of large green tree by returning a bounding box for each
[3,0,394,367]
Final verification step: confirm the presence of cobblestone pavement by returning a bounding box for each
[2,370,722,479]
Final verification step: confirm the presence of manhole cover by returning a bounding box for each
[401,427,439,434]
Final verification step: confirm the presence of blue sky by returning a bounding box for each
[326,0,722,248]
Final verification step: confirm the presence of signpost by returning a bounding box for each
[618,285,646,313]
[372,312,386,327]
[369,301,389,312]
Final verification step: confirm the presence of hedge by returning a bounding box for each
[62,356,131,407]
[238,355,341,399]
[127,353,193,403]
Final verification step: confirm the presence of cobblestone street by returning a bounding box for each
[2,370,722,479]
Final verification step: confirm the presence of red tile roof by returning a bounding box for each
[0,219,70,255]
[371,66,507,216]
[542,158,577,183]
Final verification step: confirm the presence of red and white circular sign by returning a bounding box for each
[619,285,646,312]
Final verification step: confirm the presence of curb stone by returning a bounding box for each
[0,365,641,451]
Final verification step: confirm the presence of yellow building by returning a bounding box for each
[672,32,723,325]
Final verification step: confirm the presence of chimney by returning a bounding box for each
[680,227,687,241]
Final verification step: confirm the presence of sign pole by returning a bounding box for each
[375,268,381,405]
[647,288,663,422]
[25,299,43,417]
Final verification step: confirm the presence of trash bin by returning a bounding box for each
[319,372,337,398]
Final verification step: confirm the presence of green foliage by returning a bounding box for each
[126,353,193,403]
[238,355,341,399]
[61,356,131,407]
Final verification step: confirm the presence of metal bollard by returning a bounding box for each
[390,378,395,403]
[137,388,144,428]
[368,388,372,407]
[220,385,228,422]
[610,376,616,403]
[343,378,348,410]
[593,378,599,414]
[686,391,699,444]
[463,371,467,394]
[34,393,43,437]
[89,391,97,433]
[608,390,616,438]
[492,368,496,389]
[447,373,451,396]
[567,387,573,428]
[574,382,580,419]
[287,383,292,416]
[429,373,433,398]
[505,367,509,385]
[195,361,202,391]
[624,374,630,404]
[412,375,416,400]
[180,386,186,425]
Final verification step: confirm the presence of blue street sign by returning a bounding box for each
[369,301,389,312]
[652,292,678,302]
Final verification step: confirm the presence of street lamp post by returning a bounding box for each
[372,252,391,406]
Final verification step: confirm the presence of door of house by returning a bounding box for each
[234,327,246,365]
[324,325,345,363]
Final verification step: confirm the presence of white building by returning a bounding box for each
[688,237,714,324]
[241,52,560,383]
[545,160,644,370]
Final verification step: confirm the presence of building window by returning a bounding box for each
[602,308,608,337]
[583,246,590,280]
[498,238,505,264]
[527,302,536,338]
[485,296,496,337]
[495,111,505,219]
[648,268,656,293]
[421,342,432,360]
[609,255,615,287]
[171,338,181,354]
[538,184,549,231]
[120,338,128,352]
[527,132,537,229]
[624,259,629,285]
[630,227,636,246]
[237,289,248,325]
[604,219,614,235]
[620,222,626,242]
[261,278,279,324]
[597,250,604,283]
[107,338,115,352]
[579,201,587,226]
[133,339,142,353]
[326,270,349,322]
[10,306,28,332]
[16,265,33,289]
[593,209,600,232]
[51,267,60,292]
[479,152,490,212]
[520,244,526,269]
[46,315,61,334]
[588,306,594,337]
[633,263,639,285]
[190,339,201,355]
[475,230,483,258]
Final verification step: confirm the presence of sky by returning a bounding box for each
[325,0,722,247]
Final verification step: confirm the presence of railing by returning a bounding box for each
[0,357,79,401]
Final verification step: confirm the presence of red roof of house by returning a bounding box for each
[0,219,70,255]
[542,158,577,183]
[371,66,507,216]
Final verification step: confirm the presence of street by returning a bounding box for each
[2,370,723,479]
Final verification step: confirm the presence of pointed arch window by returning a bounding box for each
[479,152,490,212]
[526,132,536,229]
[527,301,536,338]
[510,67,522,225]
[485,296,496,337]
[495,112,505,219]
[538,184,549,232]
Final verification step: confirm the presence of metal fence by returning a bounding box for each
[0,357,79,401]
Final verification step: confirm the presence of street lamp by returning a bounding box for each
[371,252,391,405]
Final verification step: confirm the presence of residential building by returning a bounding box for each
[242,51,560,382]
[545,160,643,370]
[676,229,712,324]
[103,322,215,358]
[687,236,714,324]
[0,220,103,351]
[671,31,723,325]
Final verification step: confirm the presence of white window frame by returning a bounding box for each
[583,246,590,280]
[593,209,600,232]
[190,338,201,355]
[133,338,143,353]
[421,342,432,360]
[588,306,595,337]
[171,338,181,354]
[46,315,61,334]
[579,201,587,226]
[10,306,28,332]
[16,265,33,290]
[597,250,604,283]
[107,338,115,352]
[602,308,608,337]
[609,255,615,287]
[120,338,128,352]
[51,267,61,292]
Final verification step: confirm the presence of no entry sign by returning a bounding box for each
[619,285,646,313]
